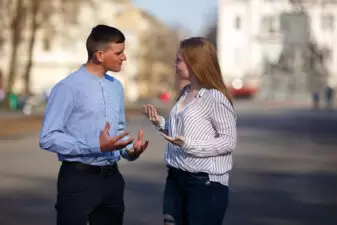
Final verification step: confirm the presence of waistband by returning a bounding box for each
[62,161,118,176]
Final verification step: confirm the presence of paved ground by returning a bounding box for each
[0,101,336,225]
[0,99,168,138]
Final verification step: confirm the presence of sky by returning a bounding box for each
[133,0,218,35]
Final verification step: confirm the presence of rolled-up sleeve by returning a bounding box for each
[153,116,169,134]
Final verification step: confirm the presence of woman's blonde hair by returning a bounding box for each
[180,37,233,105]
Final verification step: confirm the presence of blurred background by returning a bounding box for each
[0,0,337,225]
[0,0,336,110]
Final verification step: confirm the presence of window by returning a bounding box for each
[322,14,334,31]
[234,47,241,63]
[42,30,52,52]
[43,38,51,51]
[234,16,241,30]
[261,15,278,34]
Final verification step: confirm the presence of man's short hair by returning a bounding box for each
[86,24,125,59]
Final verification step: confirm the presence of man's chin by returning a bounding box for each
[109,66,122,73]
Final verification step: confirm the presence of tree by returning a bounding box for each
[2,0,131,105]
[21,0,94,96]
[6,0,26,96]
[203,8,218,48]
[22,0,40,96]
[1,0,98,100]
[139,27,180,97]
[205,24,217,48]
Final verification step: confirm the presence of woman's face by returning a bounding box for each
[175,51,189,80]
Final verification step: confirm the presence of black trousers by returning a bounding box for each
[56,161,125,225]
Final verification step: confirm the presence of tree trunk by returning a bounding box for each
[23,0,40,96]
[6,0,24,95]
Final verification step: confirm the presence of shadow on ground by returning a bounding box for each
[0,162,336,225]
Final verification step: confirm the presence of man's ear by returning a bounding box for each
[95,51,104,63]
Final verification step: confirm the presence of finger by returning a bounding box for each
[142,140,149,151]
[128,147,135,154]
[142,105,147,115]
[148,108,154,120]
[149,104,156,112]
[132,140,141,151]
[103,122,110,134]
[150,107,157,119]
[150,105,159,121]
[116,137,135,147]
[165,137,173,142]
[159,132,169,138]
[136,140,149,155]
[160,132,173,141]
[138,129,144,141]
[176,136,184,142]
[114,131,131,141]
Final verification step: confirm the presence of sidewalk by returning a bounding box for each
[0,101,171,139]
[0,114,43,139]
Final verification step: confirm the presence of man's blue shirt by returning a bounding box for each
[39,66,133,165]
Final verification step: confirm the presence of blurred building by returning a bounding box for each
[218,0,337,97]
[112,4,179,100]
[0,0,175,102]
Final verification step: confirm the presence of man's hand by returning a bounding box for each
[99,123,134,152]
[160,132,185,147]
[127,129,149,160]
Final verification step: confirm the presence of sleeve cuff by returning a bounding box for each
[86,137,102,154]
[125,141,133,151]
[153,116,165,130]
[121,149,135,161]
[120,137,135,161]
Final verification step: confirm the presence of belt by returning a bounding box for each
[167,166,209,177]
[62,161,118,176]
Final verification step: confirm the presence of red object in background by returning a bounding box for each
[229,87,258,97]
[227,78,260,97]
[160,92,171,102]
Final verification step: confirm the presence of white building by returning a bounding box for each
[217,0,337,91]
[0,0,145,102]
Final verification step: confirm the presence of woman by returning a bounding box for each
[143,37,237,225]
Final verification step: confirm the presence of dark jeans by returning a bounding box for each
[163,167,229,225]
[56,161,125,225]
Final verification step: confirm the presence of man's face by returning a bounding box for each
[100,42,127,72]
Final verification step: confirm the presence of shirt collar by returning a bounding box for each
[198,88,207,98]
[80,65,105,81]
[184,86,207,98]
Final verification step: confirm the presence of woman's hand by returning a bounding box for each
[160,132,185,147]
[142,104,162,126]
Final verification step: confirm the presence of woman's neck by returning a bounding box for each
[189,76,202,92]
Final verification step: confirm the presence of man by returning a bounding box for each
[39,25,149,225]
